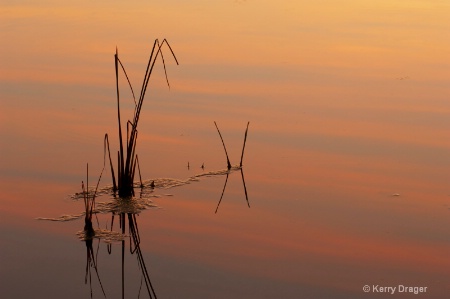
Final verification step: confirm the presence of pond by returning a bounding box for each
[1,1,450,298]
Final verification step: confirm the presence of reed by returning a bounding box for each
[107,213,157,298]
[128,213,157,298]
[83,163,102,235]
[105,39,178,197]
[240,122,250,167]
[214,121,232,169]
[214,168,250,213]
[85,237,107,298]
[213,122,250,213]
[214,121,250,169]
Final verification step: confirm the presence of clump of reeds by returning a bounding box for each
[104,39,178,197]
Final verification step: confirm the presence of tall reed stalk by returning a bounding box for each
[105,39,178,197]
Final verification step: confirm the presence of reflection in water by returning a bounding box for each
[215,168,250,214]
[84,237,106,298]
[70,164,251,298]
[37,166,249,222]
[126,214,157,298]
[37,163,252,297]
[5,2,450,297]
[38,120,252,297]
[213,122,250,213]
[80,210,157,298]
[107,212,157,299]
[82,172,107,298]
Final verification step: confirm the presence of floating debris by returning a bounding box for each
[96,197,158,215]
[39,166,242,222]
[392,193,400,197]
[77,228,127,243]
[38,197,158,222]
[36,213,84,222]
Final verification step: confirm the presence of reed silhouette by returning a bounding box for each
[213,122,251,213]
[37,39,257,299]
[83,163,103,235]
[81,163,106,298]
[80,211,157,298]
[214,121,249,169]
[104,39,178,198]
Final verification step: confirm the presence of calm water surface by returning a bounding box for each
[1,1,450,298]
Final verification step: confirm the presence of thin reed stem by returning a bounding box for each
[115,49,125,186]
[215,172,229,213]
[214,121,232,169]
[136,155,143,187]
[104,134,117,191]
[240,122,250,167]
[117,57,136,106]
[240,168,250,208]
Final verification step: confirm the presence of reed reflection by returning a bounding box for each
[40,118,253,297]
[84,237,106,298]
[213,121,250,213]
[40,160,253,298]
[107,212,157,299]
[82,210,158,298]
[215,168,250,214]
[81,170,107,298]
[80,166,158,299]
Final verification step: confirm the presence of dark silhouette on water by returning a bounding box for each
[107,212,158,299]
[213,122,251,213]
[215,168,250,214]
[33,38,256,299]
[84,238,107,298]
[214,121,250,169]
[82,211,157,299]
[104,39,179,198]
[214,122,232,169]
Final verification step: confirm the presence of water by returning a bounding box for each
[1,1,450,298]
